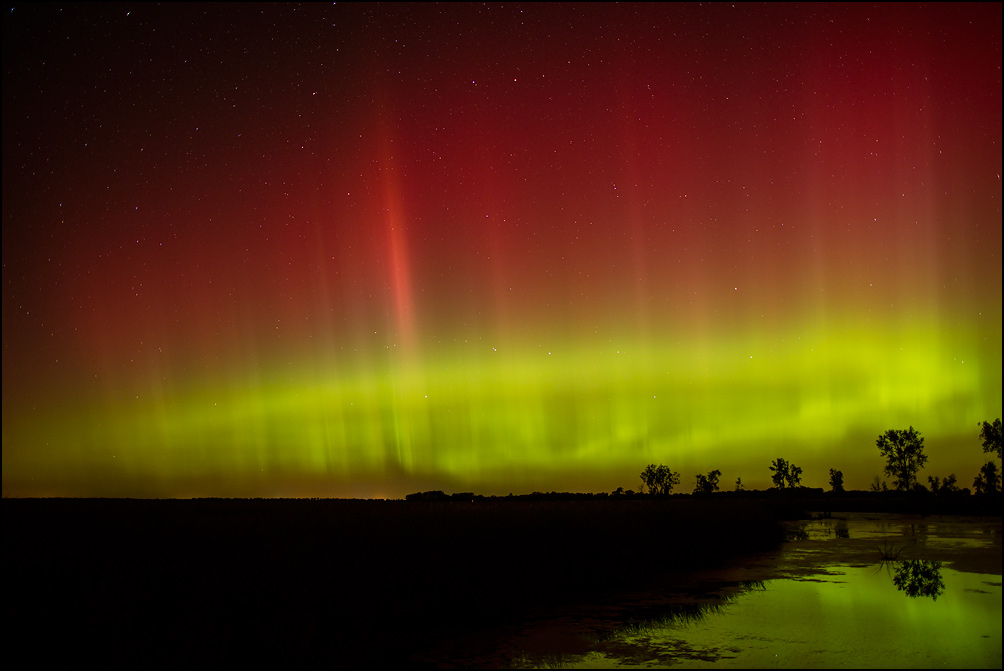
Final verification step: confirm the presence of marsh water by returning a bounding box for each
[413,513,1002,668]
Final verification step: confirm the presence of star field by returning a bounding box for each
[3,3,1001,497]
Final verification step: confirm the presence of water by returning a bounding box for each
[415,513,1002,668]
[574,564,999,668]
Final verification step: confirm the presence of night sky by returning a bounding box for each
[3,3,1001,498]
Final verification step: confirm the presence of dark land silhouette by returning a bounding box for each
[5,490,1000,667]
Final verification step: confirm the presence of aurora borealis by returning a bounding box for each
[3,3,1001,498]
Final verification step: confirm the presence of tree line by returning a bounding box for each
[638,418,1002,496]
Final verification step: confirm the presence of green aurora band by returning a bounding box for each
[5,309,999,498]
[2,4,1001,498]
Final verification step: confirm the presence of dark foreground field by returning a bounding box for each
[4,494,998,666]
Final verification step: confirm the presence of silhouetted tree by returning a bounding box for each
[693,469,722,494]
[828,469,844,493]
[928,474,958,495]
[870,475,889,492]
[973,461,1001,494]
[769,458,788,488]
[876,427,927,491]
[734,477,744,492]
[979,418,1002,461]
[770,458,802,489]
[640,464,680,495]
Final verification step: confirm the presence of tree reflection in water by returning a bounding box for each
[893,560,945,600]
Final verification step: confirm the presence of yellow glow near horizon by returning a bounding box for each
[4,311,998,498]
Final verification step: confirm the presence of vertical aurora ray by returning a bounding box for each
[4,310,993,496]
[2,3,1000,498]
[375,112,421,474]
[378,129,419,366]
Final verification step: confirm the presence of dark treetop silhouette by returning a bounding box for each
[829,468,845,493]
[876,427,928,491]
[973,419,1002,495]
[979,418,1002,461]
[973,461,1001,495]
[928,474,959,495]
[694,469,722,494]
[769,458,802,489]
[640,464,681,495]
